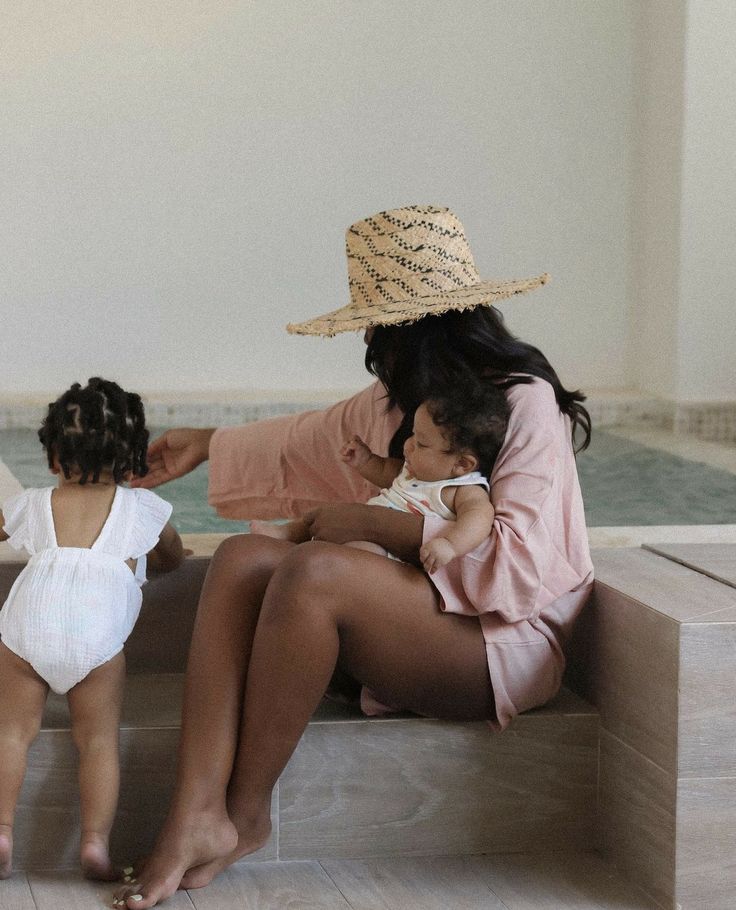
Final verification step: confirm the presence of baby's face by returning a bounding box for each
[403,404,471,482]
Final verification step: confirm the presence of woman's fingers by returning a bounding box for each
[131,428,215,488]
[146,433,170,458]
[130,434,174,488]
[130,461,172,489]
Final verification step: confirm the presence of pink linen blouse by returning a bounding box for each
[208,378,593,730]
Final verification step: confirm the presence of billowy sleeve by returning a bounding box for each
[422,379,591,624]
[208,382,403,519]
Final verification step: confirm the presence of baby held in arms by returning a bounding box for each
[252,381,509,573]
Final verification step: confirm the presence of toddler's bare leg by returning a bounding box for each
[0,642,48,879]
[67,650,126,881]
[249,519,310,542]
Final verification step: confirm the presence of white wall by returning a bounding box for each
[629,0,736,405]
[676,0,736,402]
[630,0,686,401]
[1,1,637,397]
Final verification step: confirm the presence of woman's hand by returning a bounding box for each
[303,504,423,563]
[130,428,216,489]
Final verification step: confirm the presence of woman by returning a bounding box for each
[115,206,594,908]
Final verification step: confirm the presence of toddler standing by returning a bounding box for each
[0,378,184,880]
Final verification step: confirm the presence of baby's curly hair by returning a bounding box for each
[425,379,510,479]
[38,377,149,484]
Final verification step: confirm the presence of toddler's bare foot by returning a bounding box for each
[0,825,13,879]
[112,808,237,908]
[250,520,304,542]
[81,833,118,881]
[179,802,272,890]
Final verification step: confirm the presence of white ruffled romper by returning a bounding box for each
[0,486,172,694]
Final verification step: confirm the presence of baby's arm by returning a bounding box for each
[0,510,7,542]
[146,521,185,572]
[420,485,495,574]
[340,435,403,489]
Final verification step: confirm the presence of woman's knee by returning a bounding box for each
[209,533,288,587]
[263,542,353,619]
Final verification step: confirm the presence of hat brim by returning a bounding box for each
[286,274,550,337]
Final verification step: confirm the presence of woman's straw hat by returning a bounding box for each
[286,205,549,337]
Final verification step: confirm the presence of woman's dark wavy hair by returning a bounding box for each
[365,306,591,459]
[38,377,149,484]
[425,380,510,480]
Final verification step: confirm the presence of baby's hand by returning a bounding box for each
[420,538,457,574]
[340,434,373,468]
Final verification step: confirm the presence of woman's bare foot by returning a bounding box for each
[0,825,13,879]
[80,833,118,881]
[179,803,272,890]
[112,809,237,908]
[250,520,306,543]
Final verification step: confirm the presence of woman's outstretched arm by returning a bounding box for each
[131,428,216,489]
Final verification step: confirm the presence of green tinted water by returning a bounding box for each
[2,427,736,530]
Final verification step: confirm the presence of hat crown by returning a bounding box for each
[346,206,481,309]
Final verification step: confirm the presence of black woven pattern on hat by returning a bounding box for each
[378,210,465,240]
[348,256,423,301]
[390,234,478,276]
[348,252,453,297]
[358,232,479,286]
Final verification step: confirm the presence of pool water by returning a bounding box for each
[2,427,736,531]
[0,428,247,534]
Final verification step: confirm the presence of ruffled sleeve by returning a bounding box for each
[127,488,173,559]
[1,490,33,553]
[208,382,403,519]
[423,378,591,625]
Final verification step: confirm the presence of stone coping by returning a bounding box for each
[0,390,699,430]
[5,525,736,564]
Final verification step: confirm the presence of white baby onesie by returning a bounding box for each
[0,486,172,694]
[364,465,490,563]
[368,464,490,519]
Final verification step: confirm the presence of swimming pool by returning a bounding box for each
[2,426,736,531]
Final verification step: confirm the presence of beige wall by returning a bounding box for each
[7,1,734,405]
[630,0,736,405]
[676,0,736,402]
[630,0,686,401]
[0,0,638,399]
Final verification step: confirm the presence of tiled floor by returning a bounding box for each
[1,853,657,909]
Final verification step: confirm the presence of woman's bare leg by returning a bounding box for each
[0,642,48,879]
[67,651,126,880]
[114,534,294,906]
[123,543,493,907]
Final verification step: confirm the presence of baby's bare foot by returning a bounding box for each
[81,834,118,881]
[250,520,303,542]
[0,825,13,879]
[112,809,237,908]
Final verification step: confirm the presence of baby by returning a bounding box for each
[252,382,509,573]
[0,378,184,881]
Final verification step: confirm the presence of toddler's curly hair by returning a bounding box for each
[425,379,510,479]
[38,377,149,484]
